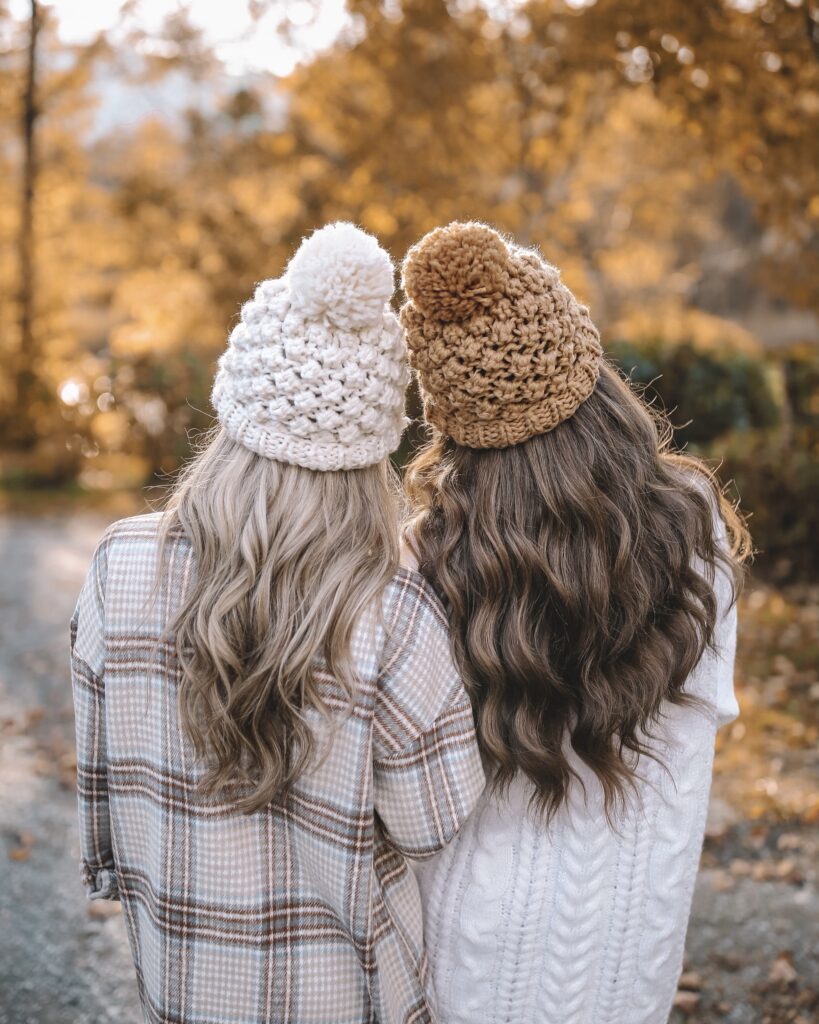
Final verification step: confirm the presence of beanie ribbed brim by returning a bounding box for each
[424,360,600,448]
[214,394,407,472]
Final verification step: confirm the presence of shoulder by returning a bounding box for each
[377,567,458,695]
[100,510,184,561]
[89,511,186,596]
[680,468,728,543]
[102,510,168,546]
[73,514,167,664]
[373,569,464,757]
[381,566,450,643]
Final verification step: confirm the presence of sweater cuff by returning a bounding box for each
[83,864,120,901]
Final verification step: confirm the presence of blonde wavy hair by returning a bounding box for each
[157,427,399,813]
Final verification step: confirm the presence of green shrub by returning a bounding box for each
[779,342,819,428]
[607,338,782,445]
[709,425,819,579]
[607,337,819,578]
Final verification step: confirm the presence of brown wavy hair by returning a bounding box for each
[158,427,399,813]
[405,362,750,820]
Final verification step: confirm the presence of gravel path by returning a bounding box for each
[0,512,816,1024]
[0,513,143,1024]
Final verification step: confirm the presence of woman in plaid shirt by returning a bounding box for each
[70,224,485,1024]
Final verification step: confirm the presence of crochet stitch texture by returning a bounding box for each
[212,222,408,471]
[400,221,603,448]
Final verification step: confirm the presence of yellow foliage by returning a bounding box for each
[90,410,130,451]
[110,270,219,357]
[1,0,817,482]
[610,305,763,355]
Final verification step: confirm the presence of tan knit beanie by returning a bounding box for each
[400,221,603,448]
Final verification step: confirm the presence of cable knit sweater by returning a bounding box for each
[414,552,738,1024]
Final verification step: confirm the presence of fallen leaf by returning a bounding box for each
[87,900,122,919]
[709,868,736,892]
[768,952,798,986]
[7,829,35,862]
[712,952,743,971]
[673,990,700,1014]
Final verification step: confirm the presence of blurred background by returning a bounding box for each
[0,1,817,1022]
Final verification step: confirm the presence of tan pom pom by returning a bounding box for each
[402,221,508,322]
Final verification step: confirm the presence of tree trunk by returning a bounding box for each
[15,0,39,447]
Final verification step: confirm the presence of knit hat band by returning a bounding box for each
[400,222,603,449]
[212,222,408,471]
[422,361,602,450]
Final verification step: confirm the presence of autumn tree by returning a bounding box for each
[1,0,816,484]
[1,4,109,476]
[288,0,818,321]
[535,0,819,312]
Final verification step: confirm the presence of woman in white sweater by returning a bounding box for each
[398,222,750,1024]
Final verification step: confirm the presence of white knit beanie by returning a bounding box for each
[212,222,408,471]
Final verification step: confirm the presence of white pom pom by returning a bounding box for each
[287,222,394,329]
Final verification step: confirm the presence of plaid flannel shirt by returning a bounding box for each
[70,513,485,1024]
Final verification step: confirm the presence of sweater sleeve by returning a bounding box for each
[372,572,485,860]
[70,528,119,900]
[685,507,740,729]
[711,558,739,729]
